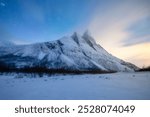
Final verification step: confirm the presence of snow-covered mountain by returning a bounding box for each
[0,31,138,72]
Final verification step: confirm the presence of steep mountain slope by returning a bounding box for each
[0,31,138,72]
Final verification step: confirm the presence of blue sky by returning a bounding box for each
[0,0,150,67]
[0,0,149,44]
[0,0,97,43]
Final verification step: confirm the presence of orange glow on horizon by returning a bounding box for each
[102,42,150,68]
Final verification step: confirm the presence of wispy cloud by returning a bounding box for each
[89,0,150,46]
[116,43,150,67]
[0,2,5,7]
[123,34,150,46]
[88,0,150,67]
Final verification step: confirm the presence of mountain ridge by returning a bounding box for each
[0,31,139,73]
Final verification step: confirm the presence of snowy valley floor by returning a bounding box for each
[0,72,150,100]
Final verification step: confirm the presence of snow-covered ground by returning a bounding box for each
[0,72,150,100]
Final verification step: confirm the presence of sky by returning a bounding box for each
[0,0,150,67]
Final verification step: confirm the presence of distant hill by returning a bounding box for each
[138,66,150,72]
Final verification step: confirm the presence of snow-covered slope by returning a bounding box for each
[0,31,138,72]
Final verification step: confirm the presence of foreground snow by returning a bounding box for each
[0,72,150,100]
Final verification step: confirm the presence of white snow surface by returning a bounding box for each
[0,72,150,100]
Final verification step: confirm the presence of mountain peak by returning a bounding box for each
[83,30,91,36]
[82,30,96,45]
[71,32,81,38]
[71,32,82,46]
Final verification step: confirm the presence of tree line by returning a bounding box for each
[0,61,114,74]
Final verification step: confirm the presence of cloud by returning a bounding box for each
[123,16,150,46]
[123,34,150,46]
[88,0,150,67]
[0,2,5,7]
[12,39,31,45]
[115,42,150,68]
[89,0,150,46]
